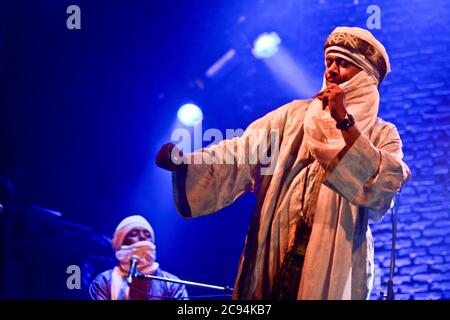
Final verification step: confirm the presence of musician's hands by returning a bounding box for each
[314,84,348,123]
[155,143,187,172]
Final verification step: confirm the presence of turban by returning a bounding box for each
[324,26,391,82]
[111,215,155,251]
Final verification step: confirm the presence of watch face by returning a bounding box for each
[336,114,354,130]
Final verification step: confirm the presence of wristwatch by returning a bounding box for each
[336,113,355,131]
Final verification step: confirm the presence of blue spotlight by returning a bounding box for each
[177,103,203,126]
[252,32,281,59]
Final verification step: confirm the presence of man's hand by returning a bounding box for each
[314,84,348,122]
[155,143,186,172]
[314,84,361,147]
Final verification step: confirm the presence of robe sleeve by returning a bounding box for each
[89,273,110,300]
[172,102,290,218]
[323,123,412,223]
[168,283,189,300]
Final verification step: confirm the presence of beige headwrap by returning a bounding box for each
[110,215,158,300]
[324,26,391,82]
[305,27,389,164]
[111,215,155,251]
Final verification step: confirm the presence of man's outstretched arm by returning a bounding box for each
[155,101,292,218]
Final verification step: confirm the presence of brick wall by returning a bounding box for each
[355,0,450,300]
[1,0,449,300]
[247,0,450,299]
[258,0,450,300]
[214,0,450,299]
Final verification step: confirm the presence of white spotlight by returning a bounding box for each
[252,32,281,59]
[177,103,203,126]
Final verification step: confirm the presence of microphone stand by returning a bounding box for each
[386,192,400,300]
[133,272,234,294]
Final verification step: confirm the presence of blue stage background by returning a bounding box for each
[0,0,449,299]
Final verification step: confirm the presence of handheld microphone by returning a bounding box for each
[127,256,139,285]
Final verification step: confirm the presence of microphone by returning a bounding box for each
[127,256,139,285]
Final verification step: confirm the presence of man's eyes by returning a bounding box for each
[326,59,350,68]
[128,230,151,238]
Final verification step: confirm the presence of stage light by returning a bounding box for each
[252,32,281,59]
[177,103,203,126]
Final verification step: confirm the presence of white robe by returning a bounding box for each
[172,99,411,300]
